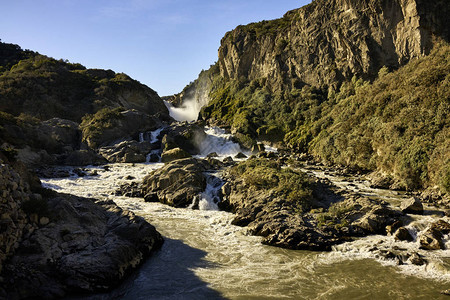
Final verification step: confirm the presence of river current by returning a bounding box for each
[41,127,449,299]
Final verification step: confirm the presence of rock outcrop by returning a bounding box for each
[217,0,449,92]
[0,157,163,299]
[141,158,209,208]
[219,158,401,250]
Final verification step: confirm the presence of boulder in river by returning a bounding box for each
[141,158,208,208]
[161,147,191,163]
[394,227,414,242]
[400,197,423,215]
[419,220,450,250]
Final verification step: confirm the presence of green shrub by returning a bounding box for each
[230,158,314,211]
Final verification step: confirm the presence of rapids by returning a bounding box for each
[40,128,449,299]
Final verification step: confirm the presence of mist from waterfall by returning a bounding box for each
[164,96,208,122]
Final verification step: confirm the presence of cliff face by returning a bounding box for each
[218,0,449,92]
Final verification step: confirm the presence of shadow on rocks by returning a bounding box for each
[66,238,226,300]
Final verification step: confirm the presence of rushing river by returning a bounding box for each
[41,128,449,299]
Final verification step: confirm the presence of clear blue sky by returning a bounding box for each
[0,0,311,96]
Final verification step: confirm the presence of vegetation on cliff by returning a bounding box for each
[201,42,450,193]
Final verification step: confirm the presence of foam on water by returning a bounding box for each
[197,126,249,159]
[42,163,449,298]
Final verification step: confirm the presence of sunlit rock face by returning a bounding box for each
[218,0,449,92]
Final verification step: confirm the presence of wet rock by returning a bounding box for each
[419,220,450,250]
[115,182,143,198]
[99,140,151,163]
[141,158,207,208]
[400,197,423,215]
[36,167,71,178]
[408,252,427,266]
[148,153,160,163]
[234,152,247,159]
[143,192,159,202]
[123,152,146,163]
[206,152,218,158]
[386,220,402,235]
[83,109,162,149]
[63,149,107,166]
[223,156,234,164]
[2,194,163,298]
[394,227,414,242]
[160,123,206,154]
[161,147,191,163]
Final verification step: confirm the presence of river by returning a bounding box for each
[41,127,449,299]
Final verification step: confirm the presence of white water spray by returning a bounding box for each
[164,97,208,122]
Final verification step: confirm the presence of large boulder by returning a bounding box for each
[99,140,153,163]
[141,158,208,208]
[1,195,163,299]
[34,118,81,154]
[63,149,107,166]
[161,147,191,163]
[0,157,163,299]
[81,109,162,149]
[400,197,424,215]
[219,158,401,251]
[419,220,450,250]
[160,122,206,154]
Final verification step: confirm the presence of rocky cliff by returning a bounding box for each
[218,0,449,92]
[0,155,163,299]
[179,0,449,193]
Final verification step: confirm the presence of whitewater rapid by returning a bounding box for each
[40,127,449,299]
[42,161,449,299]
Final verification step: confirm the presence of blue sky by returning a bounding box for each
[1,0,311,96]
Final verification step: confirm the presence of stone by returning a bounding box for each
[64,150,107,166]
[386,220,402,235]
[206,152,218,158]
[419,220,450,250]
[223,156,234,164]
[39,217,50,226]
[408,252,426,266]
[400,197,423,215]
[161,147,191,163]
[144,192,159,202]
[234,152,247,159]
[148,153,160,162]
[123,152,146,163]
[141,158,207,208]
[394,227,414,242]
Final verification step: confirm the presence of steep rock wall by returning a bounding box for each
[218,0,449,92]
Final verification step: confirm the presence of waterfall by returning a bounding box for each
[164,97,208,122]
[198,127,247,158]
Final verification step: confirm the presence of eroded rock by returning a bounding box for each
[141,158,208,208]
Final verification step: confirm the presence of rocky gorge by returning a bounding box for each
[0,0,449,298]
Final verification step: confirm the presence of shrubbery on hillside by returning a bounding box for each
[202,42,450,193]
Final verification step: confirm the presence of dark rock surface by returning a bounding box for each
[141,158,208,208]
[1,194,163,299]
[99,140,153,163]
[161,147,191,163]
[400,197,424,215]
[419,220,450,250]
[219,158,401,251]
[160,122,206,155]
[0,157,163,299]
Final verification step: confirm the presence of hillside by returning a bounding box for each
[175,0,450,193]
[0,41,171,165]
